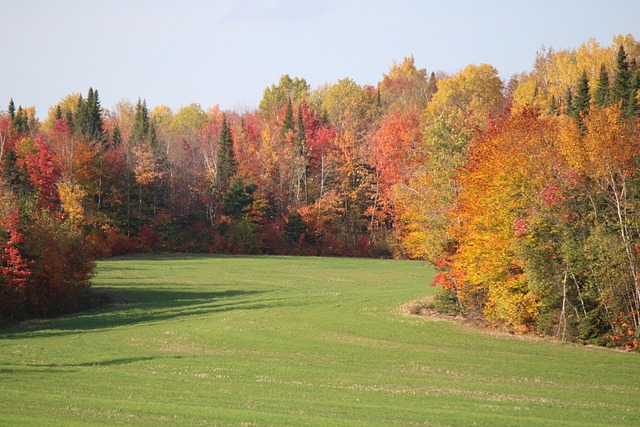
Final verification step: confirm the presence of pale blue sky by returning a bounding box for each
[3,0,639,118]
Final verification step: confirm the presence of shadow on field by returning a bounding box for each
[1,287,274,339]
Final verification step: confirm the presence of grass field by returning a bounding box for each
[1,255,639,426]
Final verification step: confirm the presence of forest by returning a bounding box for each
[2,34,640,349]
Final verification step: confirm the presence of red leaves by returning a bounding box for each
[1,208,31,292]
[22,135,62,210]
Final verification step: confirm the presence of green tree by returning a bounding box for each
[612,45,631,109]
[281,99,294,139]
[574,71,591,117]
[259,74,309,119]
[111,124,122,147]
[85,87,104,141]
[218,114,236,192]
[564,87,574,116]
[222,178,256,219]
[285,211,307,243]
[593,64,610,107]
[73,94,88,135]
[8,99,15,120]
[132,98,150,144]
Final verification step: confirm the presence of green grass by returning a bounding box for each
[1,254,639,426]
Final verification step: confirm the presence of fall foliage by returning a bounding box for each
[2,35,640,349]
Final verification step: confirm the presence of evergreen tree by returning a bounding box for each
[627,72,640,116]
[112,124,122,147]
[281,99,294,139]
[574,71,591,117]
[427,71,438,100]
[222,178,256,219]
[65,110,74,128]
[132,98,150,144]
[85,87,104,141]
[147,122,157,148]
[284,211,306,243]
[564,87,574,116]
[612,45,631,109]
[13,106,28,133]
[218,114,237,191]
[296,103,306,157]
[74,94,88,134]
[549,95,558,115]
[8,99,15,120]
[593,64,610,108]
[54,105,63,121]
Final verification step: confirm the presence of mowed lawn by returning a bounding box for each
[1,255,639,426]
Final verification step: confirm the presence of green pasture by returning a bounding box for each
[1,255,638,426]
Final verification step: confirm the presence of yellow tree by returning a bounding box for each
[423,63,505,132]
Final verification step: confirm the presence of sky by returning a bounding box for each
[3,0,640,118]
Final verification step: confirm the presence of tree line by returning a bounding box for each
[2,35,640,350]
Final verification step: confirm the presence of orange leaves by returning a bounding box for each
[447,110,566,330]
[370,110,421,190]
[582,105,638,179]
[132,144,161,185]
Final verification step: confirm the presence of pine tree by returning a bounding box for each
[281,99,294,139]
[627,72,640,116]
[112,124,122,147]
[574,71,591,117]
[8,99,15,120]
[13,106,27,133]
[564,87,574,116]
[74,94,87,135]
[132,98,150,144]
[85,87,104,141]
[296,103,306,157]
[65,110,74,128]
[54,105,63,121]
[427,71,438,100]
[549,95,558,115]
[612,45,631,109]
[593,64,610,107]
[218,114,236,191]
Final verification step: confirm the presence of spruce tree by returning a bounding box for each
[612,45,631,109]
[574,71,591,117]
[65,110,74,128]
[74,94,87,134]
[112,123,122,147]
[85,87,104,141]
[147,122,157,148]
[54,105,63,121]
[14,106,28,133]
[427,71,438,100]
[281,99,294,139]
[593,64,610,108]
[296,103,306,157]
[564,87,574,116]
[218,114,237,192]
[132,98,150,144]
[549,95,558,115]
[627,72,640,116]
[8,99,15,120]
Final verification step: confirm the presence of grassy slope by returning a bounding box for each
[1,254,639,426]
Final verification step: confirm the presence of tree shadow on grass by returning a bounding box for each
[0,355,185,374]
[0,287,281,339]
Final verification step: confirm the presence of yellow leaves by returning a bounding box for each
[424,64,504,131]
[57,180,86,224]
[484,276,540,333]
[582,105,638,180]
